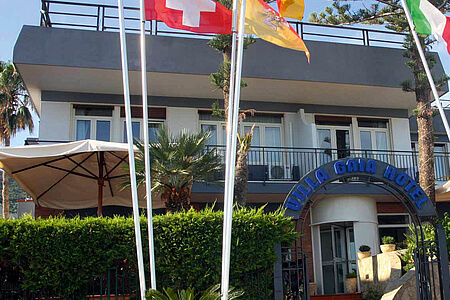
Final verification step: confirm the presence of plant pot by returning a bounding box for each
[345,277,357,294]
[380,244,396,253]
[309,282,318,296]
[357,251,371,260]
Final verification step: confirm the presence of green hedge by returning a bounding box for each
[0,206,296,296]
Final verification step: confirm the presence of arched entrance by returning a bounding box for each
[277,157,450,300]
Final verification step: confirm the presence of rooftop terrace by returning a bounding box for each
[40,0,408,48]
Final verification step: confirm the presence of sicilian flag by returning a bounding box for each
[145,0,232,34]
[406,0,450,54]
[276,0,305,21]
[244,0,310,61]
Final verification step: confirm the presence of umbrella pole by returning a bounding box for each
[97,152,105,217]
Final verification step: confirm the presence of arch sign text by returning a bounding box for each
[283,157,437,219]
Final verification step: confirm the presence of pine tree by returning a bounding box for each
[310,0,449,203]
[207,0,261,206]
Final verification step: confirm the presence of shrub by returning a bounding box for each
[359,245,371,252]
[346,272,357,279]
[0,206,296,297]
[401,213,450,271]
[362,286,384,300]
[145,284,244,300]
[381,236,395,245]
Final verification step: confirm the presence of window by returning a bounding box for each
[122,120,163,143]
[96,121,111,142]
[378,214,410,243]
[199,111,283,148]
[123,121,141,143]
[148,123,161,142]
[201,124,218,145]
[358,118,389,151]
[73,105,113,142]
[357,118,390,162]
[76,120,91,140]
[316,126,351,164]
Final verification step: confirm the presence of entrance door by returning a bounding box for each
[320,224,356,294]
[317,127,351,165]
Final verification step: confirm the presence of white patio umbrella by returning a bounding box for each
[0,139,164,216]
[436,180,450,202]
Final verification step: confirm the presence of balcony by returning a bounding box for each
[205,145,450,183]
[39,0,407,48]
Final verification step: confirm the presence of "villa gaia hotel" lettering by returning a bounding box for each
[285,158,430,213]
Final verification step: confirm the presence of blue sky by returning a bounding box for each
[0,0,449,146]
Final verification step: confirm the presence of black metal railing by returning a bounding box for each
[39,0,407,48]
[206,145,450,182]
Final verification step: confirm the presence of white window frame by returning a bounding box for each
[199,121,227,145]
[316,125,354,149]
[357,127,390,151]
[73,115,113,142]
[121,118,165,142]
[199,121,284,147]
[377,213,411,230]
[313,115,393,152]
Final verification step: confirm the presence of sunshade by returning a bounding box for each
[436,180,450,202]
[0,140,164,215]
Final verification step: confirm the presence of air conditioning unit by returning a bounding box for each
[268,164,290,180]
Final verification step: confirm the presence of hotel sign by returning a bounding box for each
[284,157,437,218]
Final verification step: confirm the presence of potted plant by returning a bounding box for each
[345,272,358,294]
[357,245,371,259]
[380,236,396,253]
[309,282,318,296]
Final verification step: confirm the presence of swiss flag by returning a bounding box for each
[145,0,232,34]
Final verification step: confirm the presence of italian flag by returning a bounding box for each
[406,0,450,54]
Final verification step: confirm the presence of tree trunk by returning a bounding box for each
[162,186,191,213]
[410,40,436,205]
[2,137,10,219]
[223,46,232,119]
[415,87,435,204]
[234,149,249,206]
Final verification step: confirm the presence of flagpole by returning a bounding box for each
[140,0,157,291]
[400,0,450,143]
[220,4,238,298]
[117,1,147,299]
[221,0,247,298]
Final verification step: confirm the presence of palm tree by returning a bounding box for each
[129,128,222,213]
[0,62,34,219]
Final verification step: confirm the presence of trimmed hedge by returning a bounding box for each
[0,206,296,296]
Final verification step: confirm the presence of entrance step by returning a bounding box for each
[311,293,363,300]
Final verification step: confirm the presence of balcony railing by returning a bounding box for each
[206,145,450,182]
[39,0,407,48]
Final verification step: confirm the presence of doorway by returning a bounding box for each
[317,127,352,165]
[320,223,357,294]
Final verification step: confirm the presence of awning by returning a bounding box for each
[0,140,164,213]
[436,180,450,202]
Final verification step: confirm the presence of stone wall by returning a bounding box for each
[358,251,403,294]
[358,250,449,300]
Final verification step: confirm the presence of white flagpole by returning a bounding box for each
[117,1,147,299]
[139,0,157,291]
[400,0,450,143]
[220,5,238,298]
[220,0,247,298]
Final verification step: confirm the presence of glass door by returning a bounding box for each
[359,130,389,162]
[317,127,351,165]
[320,224,355,294]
